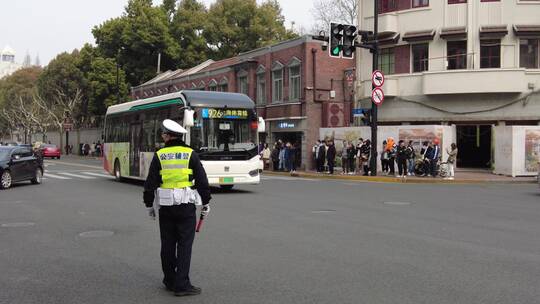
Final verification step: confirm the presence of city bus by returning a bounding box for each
[103,90,265,189]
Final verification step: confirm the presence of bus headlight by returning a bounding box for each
[249,169,259,177]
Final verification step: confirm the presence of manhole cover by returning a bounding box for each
[78,230,114,238]
[1,222,35,228]
[383,202,412,206]
[312,209,337,213]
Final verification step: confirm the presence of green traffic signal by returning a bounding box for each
[332,46,341,56]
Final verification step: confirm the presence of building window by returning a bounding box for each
[447,41,467,70]
[378,0,397,13]
[480,40,500,68]
[208,80,218,91]
[288,62,301,102]
[520,39,539,69]
[412,43,429,72]
[413,0,429,7]
[272,68,283,103]
[256,73,266,104]
[218,78,228,92]
[237,76,248,95]
[378,48,395,75]
[448,0,466,3]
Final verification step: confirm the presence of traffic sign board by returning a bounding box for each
[372,70,384,87]
[63,123,73,131]
[372,88,384,106]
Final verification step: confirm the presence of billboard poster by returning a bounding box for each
[399,128,443,158]
[525,130,540,172]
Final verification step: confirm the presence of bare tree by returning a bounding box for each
[1,97,49,143]
[311,0,358,34]
[34,88,83,150]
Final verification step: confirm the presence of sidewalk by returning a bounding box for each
[263,168,538,184]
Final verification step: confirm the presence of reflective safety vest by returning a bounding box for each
[157,146,194,189]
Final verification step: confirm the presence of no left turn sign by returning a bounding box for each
[372,87,384,106]
[372,70,384,87]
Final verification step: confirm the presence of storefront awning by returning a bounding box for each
[479,25,508,39]
[440,26,467,40]
[402,30,436,42]
[513,24,540,38]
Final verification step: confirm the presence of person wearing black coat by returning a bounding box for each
[326,140,336,174]
[360,140,371,176]
[317,141,326,173]
[396,140,408,177]
[271,143,280,171]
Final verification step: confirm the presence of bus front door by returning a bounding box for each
[129,123,142,177]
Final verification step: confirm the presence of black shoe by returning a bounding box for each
[174,286,202,297]
[163,279,174,292]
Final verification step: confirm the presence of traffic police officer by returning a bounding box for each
[143,119,211,297]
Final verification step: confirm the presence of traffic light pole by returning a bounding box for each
[369,0,379,176]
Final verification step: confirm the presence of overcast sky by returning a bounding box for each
[0,0,315,66]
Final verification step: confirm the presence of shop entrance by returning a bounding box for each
[456,125,492,168]
[273,132,303,168]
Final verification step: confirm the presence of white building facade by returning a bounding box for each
[0,46,22,79]
[355,0,540,171]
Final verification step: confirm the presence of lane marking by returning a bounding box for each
[58,172,96,179]
[82,172,114,178]
[44,173,72,180]
[44,160,102,169]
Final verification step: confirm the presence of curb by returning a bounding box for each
[262,171,536,185]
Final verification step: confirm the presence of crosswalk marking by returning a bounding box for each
[57,172,96,179]
[44,173,71,180]
[82,172,114,178]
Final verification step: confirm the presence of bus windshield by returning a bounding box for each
[190,109,258,155]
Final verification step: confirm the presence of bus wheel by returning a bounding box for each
[114,160,122,182]
[220,185,234,191]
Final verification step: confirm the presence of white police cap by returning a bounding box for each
[162,119,187,135]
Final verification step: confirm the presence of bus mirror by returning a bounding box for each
[183,109,195,127]
[257,117,266,133]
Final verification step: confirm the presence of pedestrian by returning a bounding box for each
[420,141,430,176]
[386,138,396,176]
[289,142,297,173]
[278,142,286,171]
[90,142,96,156]
[271,143,280,171]
[406,140,416,176]
[341,140,348,174]
[381,140,388,173]
[424,140,440,177]
[261,143,271,170]
[396,140,408,177]
[356,138,364,174]
[312,141,319,170]
[283,142,292,172]
[347,142,356,175]
[317,140,326,173]
[446,143,458,180]
[326,140,336,174]
[96,141,102,157]
[361,139,371,176]
[143,119,211,297]
[84,143,90,156]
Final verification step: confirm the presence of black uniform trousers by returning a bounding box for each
[158,204,196,291]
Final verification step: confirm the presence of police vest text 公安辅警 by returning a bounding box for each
[157,146,194,189]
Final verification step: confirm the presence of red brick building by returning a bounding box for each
[131,35,355,169]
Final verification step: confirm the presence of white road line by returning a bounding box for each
[44,173,72,180]
[262,176,316,181]
[82,172,114,178]
[57,172,96,179]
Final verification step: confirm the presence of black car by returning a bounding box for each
[0,146,44,189]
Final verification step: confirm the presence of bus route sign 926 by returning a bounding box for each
[202,108,249,119]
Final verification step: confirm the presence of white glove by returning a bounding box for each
[147,207,156,220]
[201,205,211,217]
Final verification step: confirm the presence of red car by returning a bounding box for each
[41,144,61,159]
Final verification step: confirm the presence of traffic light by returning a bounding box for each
[342,25,357,59]
[329,23,343,58]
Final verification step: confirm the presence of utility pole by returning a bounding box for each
[369,0,379,176]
